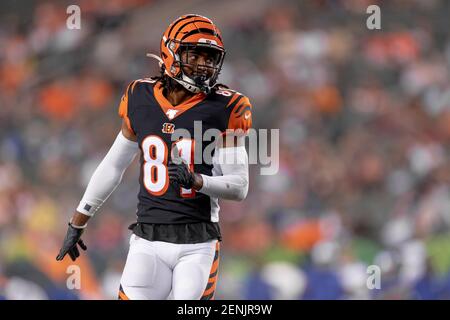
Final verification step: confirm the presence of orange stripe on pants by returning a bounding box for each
[201,242,220,300]
[118,285,130,300]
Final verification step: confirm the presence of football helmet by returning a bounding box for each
[150,14,226,94]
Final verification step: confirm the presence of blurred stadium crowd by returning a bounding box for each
[1,0,450,299]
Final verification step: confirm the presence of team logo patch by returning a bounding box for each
[162,122,175,134]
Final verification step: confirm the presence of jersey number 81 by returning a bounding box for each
[141,136,195,198]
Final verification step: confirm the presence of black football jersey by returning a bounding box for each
[118,78,252,225]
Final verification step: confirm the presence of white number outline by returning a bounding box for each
[141,136,195,197]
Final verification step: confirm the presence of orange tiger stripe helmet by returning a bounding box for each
[159,14,226,93]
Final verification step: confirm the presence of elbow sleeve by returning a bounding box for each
[199,146,249,201]
[76,131,139,216]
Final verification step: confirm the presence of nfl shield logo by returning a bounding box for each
[166,109,179,119]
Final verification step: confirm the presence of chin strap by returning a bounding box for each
[146,53,211,94]
[176,73,205,93]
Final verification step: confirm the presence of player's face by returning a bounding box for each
[180,47,220,81]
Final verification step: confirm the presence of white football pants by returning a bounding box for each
[118,234,220,300]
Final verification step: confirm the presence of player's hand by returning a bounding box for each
[56,223,87,262]
[169,144,200,189]
[168,159,196,189]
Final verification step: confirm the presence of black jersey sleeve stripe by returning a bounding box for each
[227,95,244,110]
[234,101,247,115]
[235,105,252,118]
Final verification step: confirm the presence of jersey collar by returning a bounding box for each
[153,82,206,120]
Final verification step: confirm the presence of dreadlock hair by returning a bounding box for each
[150,65,228,96]
[150,66,181,95]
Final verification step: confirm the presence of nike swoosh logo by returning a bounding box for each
[244,113,251,120]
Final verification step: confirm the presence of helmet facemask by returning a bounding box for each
[167,41,226,94]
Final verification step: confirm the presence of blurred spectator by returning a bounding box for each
[1,0,450,299]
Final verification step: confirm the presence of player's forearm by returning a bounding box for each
[198,173,248,201]
[197,146,249,201]
[76,131,139,217]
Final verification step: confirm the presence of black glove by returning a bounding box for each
[56,223,87,262]
[168,159,196,189]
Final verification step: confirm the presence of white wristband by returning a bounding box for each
[69,218,88,229]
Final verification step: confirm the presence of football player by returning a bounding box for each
[56,14,252,300]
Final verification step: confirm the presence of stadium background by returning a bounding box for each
[1,0,450,299]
